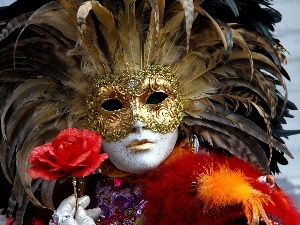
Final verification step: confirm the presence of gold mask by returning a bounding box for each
[87,66,184,142]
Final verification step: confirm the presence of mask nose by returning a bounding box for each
[131,98,147,133]
[131,120,147,133]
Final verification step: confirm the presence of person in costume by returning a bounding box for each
[0,0,300,224]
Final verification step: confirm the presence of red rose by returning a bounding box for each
[27,128,108,180]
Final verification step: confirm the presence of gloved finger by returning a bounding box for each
[85,208,101,219]
[77,195,90,209]
[60,215,79,225]
[57,195,76,217]
[75,206,96,225]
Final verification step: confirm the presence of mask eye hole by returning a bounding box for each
[146,92,168,104]
[101,99,124,111]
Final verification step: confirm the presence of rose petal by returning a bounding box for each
[68,150,91,166]
[72,153,108,177]
[82,129,102,153]
[27,128,106,180]
[56,142,88,167]
[27,167,65,180]
[30,160,60,172]
[28,145,59,173]
[38,157,60,168]
[28,143,54,163]
[52,128,82,148]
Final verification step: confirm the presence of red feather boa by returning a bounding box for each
[143,151,300,225]
[25,144,300,225]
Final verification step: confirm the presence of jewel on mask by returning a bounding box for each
[128,80,135,87]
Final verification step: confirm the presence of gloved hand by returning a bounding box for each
[0,209,14,225]
[50,195,101,225]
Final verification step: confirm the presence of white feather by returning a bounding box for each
[179,0,195,51]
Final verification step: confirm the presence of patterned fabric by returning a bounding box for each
[95,177,146,225]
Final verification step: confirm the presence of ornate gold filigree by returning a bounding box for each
[87,65,184,141]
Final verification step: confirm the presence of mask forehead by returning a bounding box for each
[87,65,184,141]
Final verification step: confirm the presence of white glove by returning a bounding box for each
[50,195,101,225]
[0,209,14,225]
[0,209,7,225]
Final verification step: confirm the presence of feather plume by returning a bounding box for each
[183,99,292,163]
[179,0,194,51]
[77,0,117,45]
[41,180,56,210]
[148,0,160,33]
[194,5,228,50]
[155,9,185,64]
[0,0,298,223]
[221,0,239,17]
[196,164,272,225]
[184,116,270,172]
[115,0,139,69]
[0,12,31,41]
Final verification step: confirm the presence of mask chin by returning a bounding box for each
[102,128,179,174]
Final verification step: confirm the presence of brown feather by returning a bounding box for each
[183,117,270,173]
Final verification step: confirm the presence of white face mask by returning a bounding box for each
[102,121,178,174]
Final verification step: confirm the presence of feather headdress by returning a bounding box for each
[0,0,298,223]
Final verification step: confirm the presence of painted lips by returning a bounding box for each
[127,139,154,152]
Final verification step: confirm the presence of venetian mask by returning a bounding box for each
[102,121,179,174]
[87,65,184,174]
